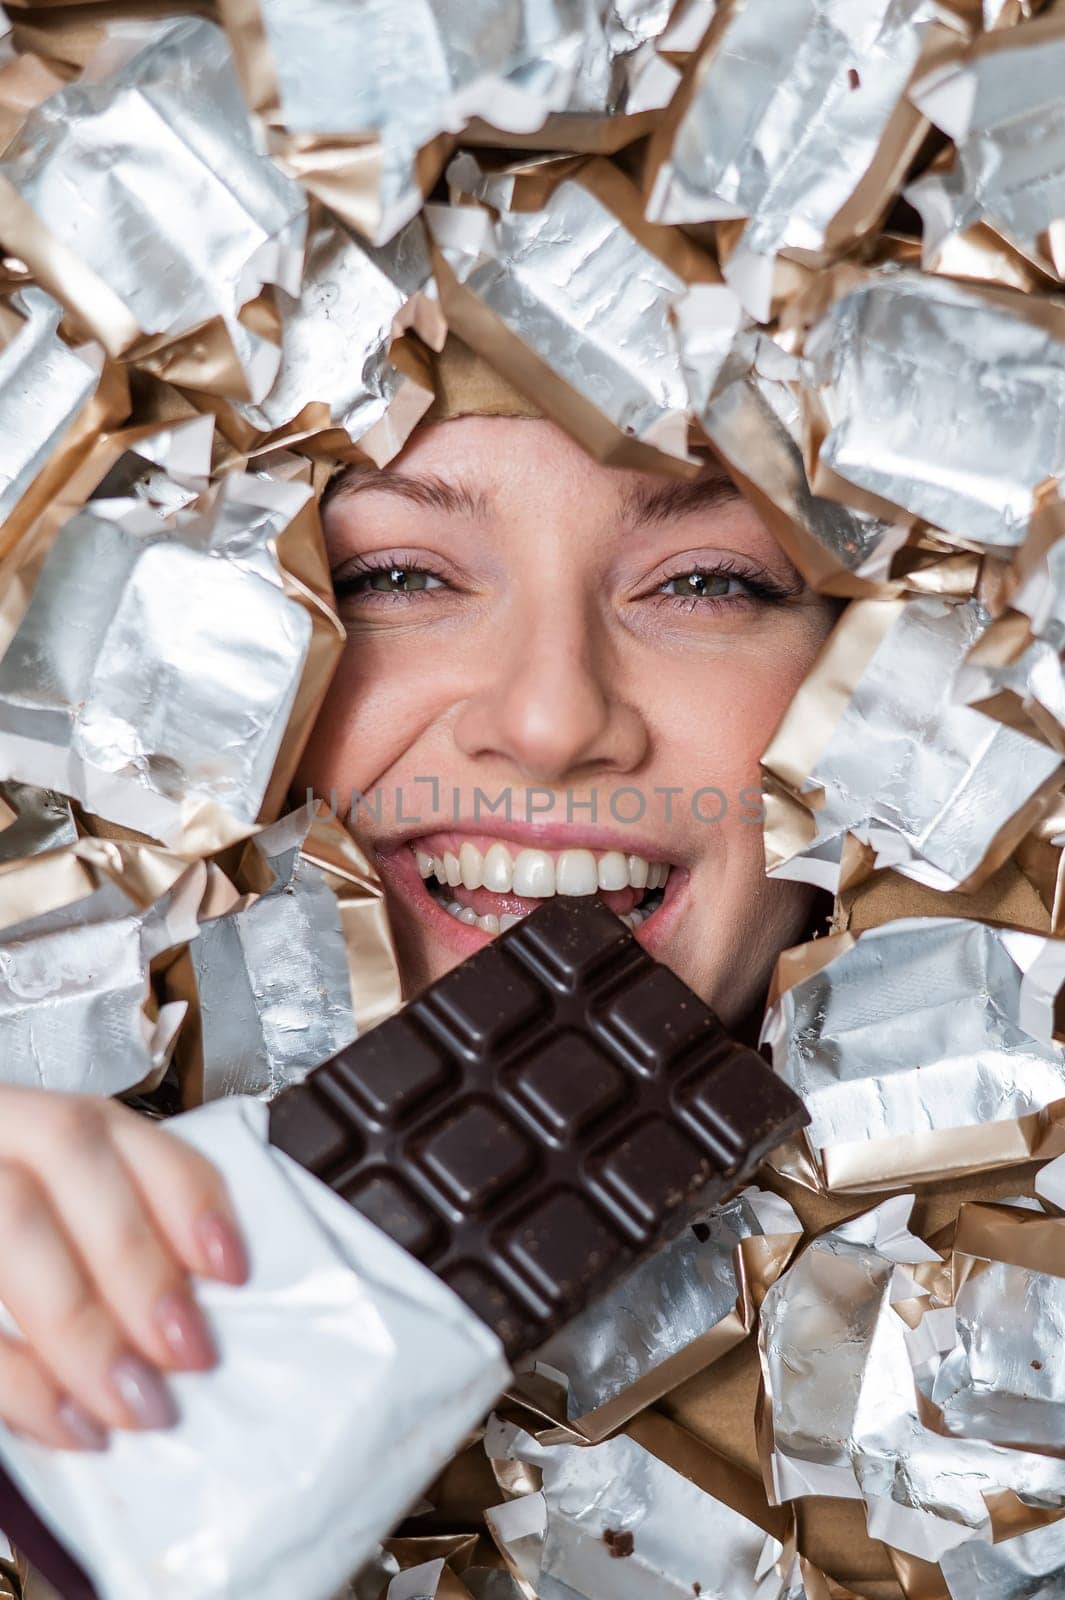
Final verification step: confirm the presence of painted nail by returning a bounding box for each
[153,1290,216,1371]
[110,1355,178,1430]
[57,1398,109,1451]
[195,1211,249,1284]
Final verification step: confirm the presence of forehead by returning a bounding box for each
[327,414,739,526]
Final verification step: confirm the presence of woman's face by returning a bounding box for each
[297,416,837,1028]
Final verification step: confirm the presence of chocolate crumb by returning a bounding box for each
[604,1529,635,1559]
[694,1585,703,1596]
[847,67,860,89]
[691,1221,711,1243]
[1032,1359,1044,1370]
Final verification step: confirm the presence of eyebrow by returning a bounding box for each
[324,468,491,521]
[324,456,742,529]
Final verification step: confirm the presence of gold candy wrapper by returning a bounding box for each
[762,596,1064,893]
[762,916,1065,1192]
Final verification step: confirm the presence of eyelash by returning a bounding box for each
[331,555,795,609]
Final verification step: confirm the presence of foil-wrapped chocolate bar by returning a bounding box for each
[270,895,807,1360]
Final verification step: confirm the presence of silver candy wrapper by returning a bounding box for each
[0,18,306,399]
[0,474,318,850]
[676,285,904,590]
[221,0,588,246]
[0,288,103,529]
[0,843,200,1096]
[907,18,1065,281]
[803,270,1065,549]
[565,0,681,120]
[759,1196,1065,1562]
[939,1516,1065,1600]
[189,808,356,1101]
[0,1098,510,1600]
[646,0,941,312]
[761,917,1065,1191]
[0,780,76,861]
[428,174,695,468]
[763,596,1063,892]
[533,1187,800,1435]
[1036,1150,1065,1212]
[233,214,443,461]
[930,1254,1065,1453]
[485,1416,793,1600]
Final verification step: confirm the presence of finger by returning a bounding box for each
[11,1099,215,1375]
[0,1161,175,1433]
[107,1107,249,1285]
[0,1333,107,1452]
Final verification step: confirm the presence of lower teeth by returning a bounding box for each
[434,886,661,935]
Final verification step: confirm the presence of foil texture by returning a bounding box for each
[646,0,940,286]
[803,270,1065,549]
[759,1196,1065,1562]
[0,289,102,529]
[485,1415,792,1600]
[0,474,316,849]
[0,781,76,861]
[222,0,590,245]
[232,214,443,460]
[907,18,1065,281]
[533,1186,800,1433]
[188,808,356,1102]
[428,171,695,467]
[0,1097,510,1600]
[676,284,904,590]
[938,1516,1065,1600]
[0,18,306,397]
[761,917,1065,1191]
[0,844,200,1096]
[565,0,682,119]
[763,596,1063,892]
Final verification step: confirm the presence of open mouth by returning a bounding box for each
[410,839,673,936]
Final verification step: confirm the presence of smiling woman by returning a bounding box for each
[296,366,840,1032]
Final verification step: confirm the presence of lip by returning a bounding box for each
[375,827,692,959]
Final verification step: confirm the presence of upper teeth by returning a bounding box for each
[412,843,669,896]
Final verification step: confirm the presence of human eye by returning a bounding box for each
[331,553,450,603]
[649,558,798,611]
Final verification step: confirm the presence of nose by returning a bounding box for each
[452,595,648,785]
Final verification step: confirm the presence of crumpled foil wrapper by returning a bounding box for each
[0,838,201,1096]
[0,780,76,861]
[231,213,445,463]
[218,0,590,245]
[803,270,1065,549]
[762,595,1063,892]
[646,0,945,314]
[762,916,1065,1191]
[185,809,355,1102]
[0,471,342,853]
[759,1195,1065,1562]
[485,1412,794,1600]
[0,288,105,536]
[938,1514,1065,1600]
[676,284,905,591]
[0,1097,510,1600]
[0,18,307,400]
[530,1186,800,1437]
[428,161,702,473]
[907,16,1065,282]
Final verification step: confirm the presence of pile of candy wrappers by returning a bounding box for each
[3,0,1065,1595]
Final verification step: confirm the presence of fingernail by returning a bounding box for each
[110,1355,178,1429]
[195,1211,249,1284]
[153,1290,215,1371]
[57,1399,108,1452]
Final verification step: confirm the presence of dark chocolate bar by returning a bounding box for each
[270,896,807,1359]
